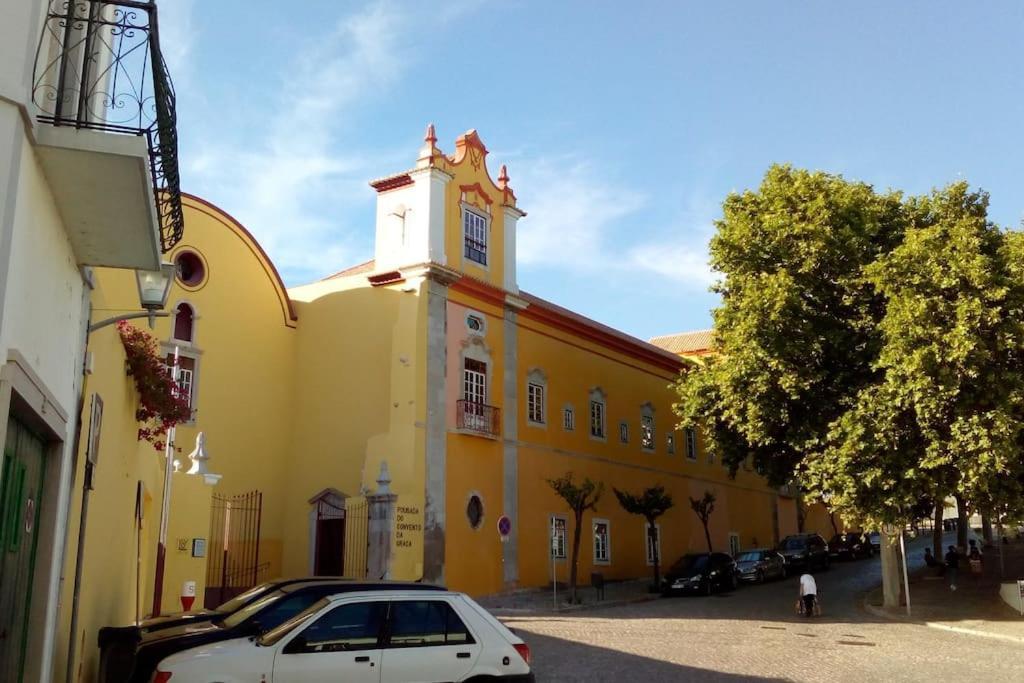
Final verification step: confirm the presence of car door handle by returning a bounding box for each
[355,656,371,663]
[457,652,471,659]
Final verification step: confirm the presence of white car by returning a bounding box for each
[153,589,534,683]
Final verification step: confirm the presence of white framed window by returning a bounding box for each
[526,368,547,426]
[619,421,629,444]
[466,313,485,335]
[645,523,662,566]
[729,532,740,557]
[685,427,697,460]
[463,207,488,265]
[640,414,655,451]
[463,358,486,405]
[550,516,567,559]
[666,433,675,455]
[527,383,545,424]
[563,405,575,431]
[593,519,611,564]
[589,388,606,439]
[164,353,197,413]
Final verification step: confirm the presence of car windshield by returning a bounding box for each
[217,590,285,629]
[672,555,709,573]
[781,538,807,550]
[257,597,330,647]
[736,551,764,562]
[215,582,276,614]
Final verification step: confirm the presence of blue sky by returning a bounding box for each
[160,0,1024,341]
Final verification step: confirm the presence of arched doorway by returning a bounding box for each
[309,489,346,576]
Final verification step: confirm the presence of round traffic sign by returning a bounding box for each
[497,515,512,537]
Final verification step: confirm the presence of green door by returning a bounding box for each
[0,416,46,683]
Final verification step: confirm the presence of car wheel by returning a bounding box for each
[756,570,765,584]
[729,574,738,591]
[704,579,713,596]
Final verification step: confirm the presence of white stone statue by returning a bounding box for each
[186,432,210,475]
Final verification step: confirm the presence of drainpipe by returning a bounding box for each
[64,461,94,683]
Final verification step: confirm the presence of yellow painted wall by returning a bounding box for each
[283,275,427,579]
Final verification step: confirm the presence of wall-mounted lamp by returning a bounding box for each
[90,262,176,332]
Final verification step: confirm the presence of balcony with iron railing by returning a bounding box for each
[31,0,183,269]
[456,399,501,438]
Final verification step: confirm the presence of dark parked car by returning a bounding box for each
[867,531,881,552]
[101,580,445,683]
[778,533,830,572]
[98,577,342,682]
[662,553,738,595]
[829,532,871,560]
[734,548,786,583]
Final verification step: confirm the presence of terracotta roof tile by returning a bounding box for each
[648,329,716,355]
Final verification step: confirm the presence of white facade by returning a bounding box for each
[0,2,168,681]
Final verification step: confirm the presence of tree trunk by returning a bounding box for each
[829,512,839,536]
[982,514,993,546]
[702,520,713,552]
[796,495,806,533]
[648,518,660,589]
[569,509,583,604]
[879,529,903,608]
[954,493,969,549]
[932,504,944,560]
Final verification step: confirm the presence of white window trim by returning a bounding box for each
[550,514,568,560]
[592,517,611,565]
[640,402,655,452]
[645,522,662,566]
[589,387,607,442]
[465,310,486,336]
[685,427,698,461]
[729,532,741,557]
[461,203,490,271]
[161,343,201,425]
[526,368,547,427]
[562,404,575,432]
[169,299,199,346]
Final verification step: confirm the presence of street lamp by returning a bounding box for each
[90,262,176,331]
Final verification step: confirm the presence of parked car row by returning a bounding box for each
[99,579,534,683]
[661,531,876,597]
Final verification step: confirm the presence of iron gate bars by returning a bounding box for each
[32,0,184,252]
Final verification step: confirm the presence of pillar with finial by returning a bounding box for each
[418,123,438,166]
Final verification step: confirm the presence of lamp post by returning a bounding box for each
[66,261,177,683]
[89,262,176,331]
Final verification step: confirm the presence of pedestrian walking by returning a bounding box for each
[968,543,983,576]
[798,573,818,617]
[944,545,960,591]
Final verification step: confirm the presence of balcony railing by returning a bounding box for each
[457,400,501,437]
[32,0,184,252]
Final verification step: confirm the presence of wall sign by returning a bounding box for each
[86,393,104,468]
[192,538,207,558]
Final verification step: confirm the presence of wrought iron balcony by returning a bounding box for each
[457,400,501,438]
[32,0,183,254]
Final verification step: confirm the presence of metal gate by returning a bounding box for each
[204,490,264,609]
[312,496,368,579]
[343,498,368,579]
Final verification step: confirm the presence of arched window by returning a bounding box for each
[174,303,195,342]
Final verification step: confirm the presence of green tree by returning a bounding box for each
[614,485,674,589]
[547,473,603,604]
[689,491,716,552]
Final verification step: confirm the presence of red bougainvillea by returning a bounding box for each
[117,321,192,450]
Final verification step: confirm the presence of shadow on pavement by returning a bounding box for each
[521,630,788,682]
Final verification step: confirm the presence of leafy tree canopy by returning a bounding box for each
[676,168,1024,527]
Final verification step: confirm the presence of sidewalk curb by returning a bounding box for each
[863,602,1024,645]
[489,591,662,617]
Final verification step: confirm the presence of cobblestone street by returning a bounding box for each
[502,550,1024,682]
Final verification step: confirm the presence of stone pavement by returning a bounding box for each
[864,538,1024,644]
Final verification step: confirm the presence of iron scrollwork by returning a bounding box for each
[32,0,184,252]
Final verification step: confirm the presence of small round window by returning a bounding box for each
[466,495,484,530]
[175,251,206,287]
[466,314,485,335]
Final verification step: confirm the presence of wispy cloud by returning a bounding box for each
[514,156,717,289]
[172,1,477,283]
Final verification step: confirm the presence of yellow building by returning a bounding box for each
[65,127,794,680]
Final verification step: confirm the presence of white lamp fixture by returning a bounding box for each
[136,262,176,310]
